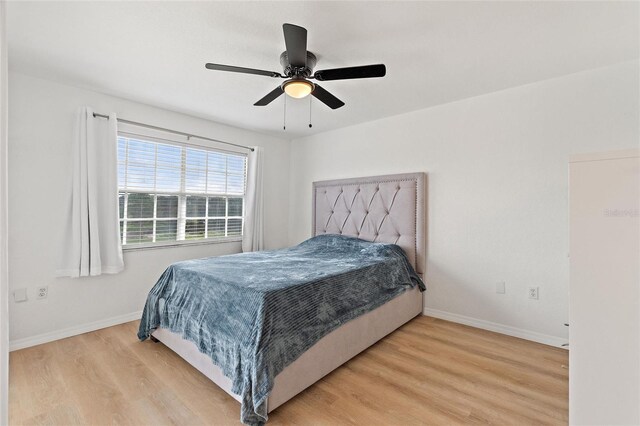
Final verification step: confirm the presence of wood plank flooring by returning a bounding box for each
[9,316,568,425]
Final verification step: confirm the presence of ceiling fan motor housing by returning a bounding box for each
[280,51,317,78]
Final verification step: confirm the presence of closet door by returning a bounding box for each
[569,150,639,425]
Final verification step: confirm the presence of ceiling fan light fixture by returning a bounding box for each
[282,79,314,99]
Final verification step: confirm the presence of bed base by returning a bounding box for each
[151,286,422,413]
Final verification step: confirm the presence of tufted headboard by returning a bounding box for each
[312,172,426,276]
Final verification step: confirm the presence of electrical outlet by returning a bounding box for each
[528,286,539,300]
[496,282,506,294]
[36,286,48,300]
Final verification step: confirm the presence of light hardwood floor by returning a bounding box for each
[9,316,568,425]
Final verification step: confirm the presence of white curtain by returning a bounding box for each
[0,2,9,423]
[242,146,264,252]
[56,107,124,277]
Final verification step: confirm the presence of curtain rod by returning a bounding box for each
[92,113,254,152]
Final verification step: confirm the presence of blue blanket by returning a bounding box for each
[138,234,425,424]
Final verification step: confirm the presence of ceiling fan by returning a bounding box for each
[205,23,386,110]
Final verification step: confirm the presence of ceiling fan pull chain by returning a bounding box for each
[309,96,313,128]
[283,95,287,130]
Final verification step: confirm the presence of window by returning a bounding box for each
[117,134,246,247]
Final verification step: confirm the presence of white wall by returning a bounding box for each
[288,61,640,344]
[8,60,639,348]
[7,72,291,345]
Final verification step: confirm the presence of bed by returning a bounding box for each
[138,172,426,424]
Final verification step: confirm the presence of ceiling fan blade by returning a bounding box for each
[314,64,386,81]
[254,86,284,106]
[283,23,307,68]
[205,63,282,78]
[312,84,345,109]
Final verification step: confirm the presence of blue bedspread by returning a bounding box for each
[138,234,425,424]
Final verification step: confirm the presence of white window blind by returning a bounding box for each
[117,134,247,247]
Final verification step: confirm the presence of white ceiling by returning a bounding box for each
[7,1,639,138]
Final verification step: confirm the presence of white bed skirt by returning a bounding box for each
[151,286,423,412]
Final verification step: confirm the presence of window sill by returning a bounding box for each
[122,237,242,252]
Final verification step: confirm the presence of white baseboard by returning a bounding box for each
[9,310,142,351]
[423,307,568,349]
[10,308,567,352]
